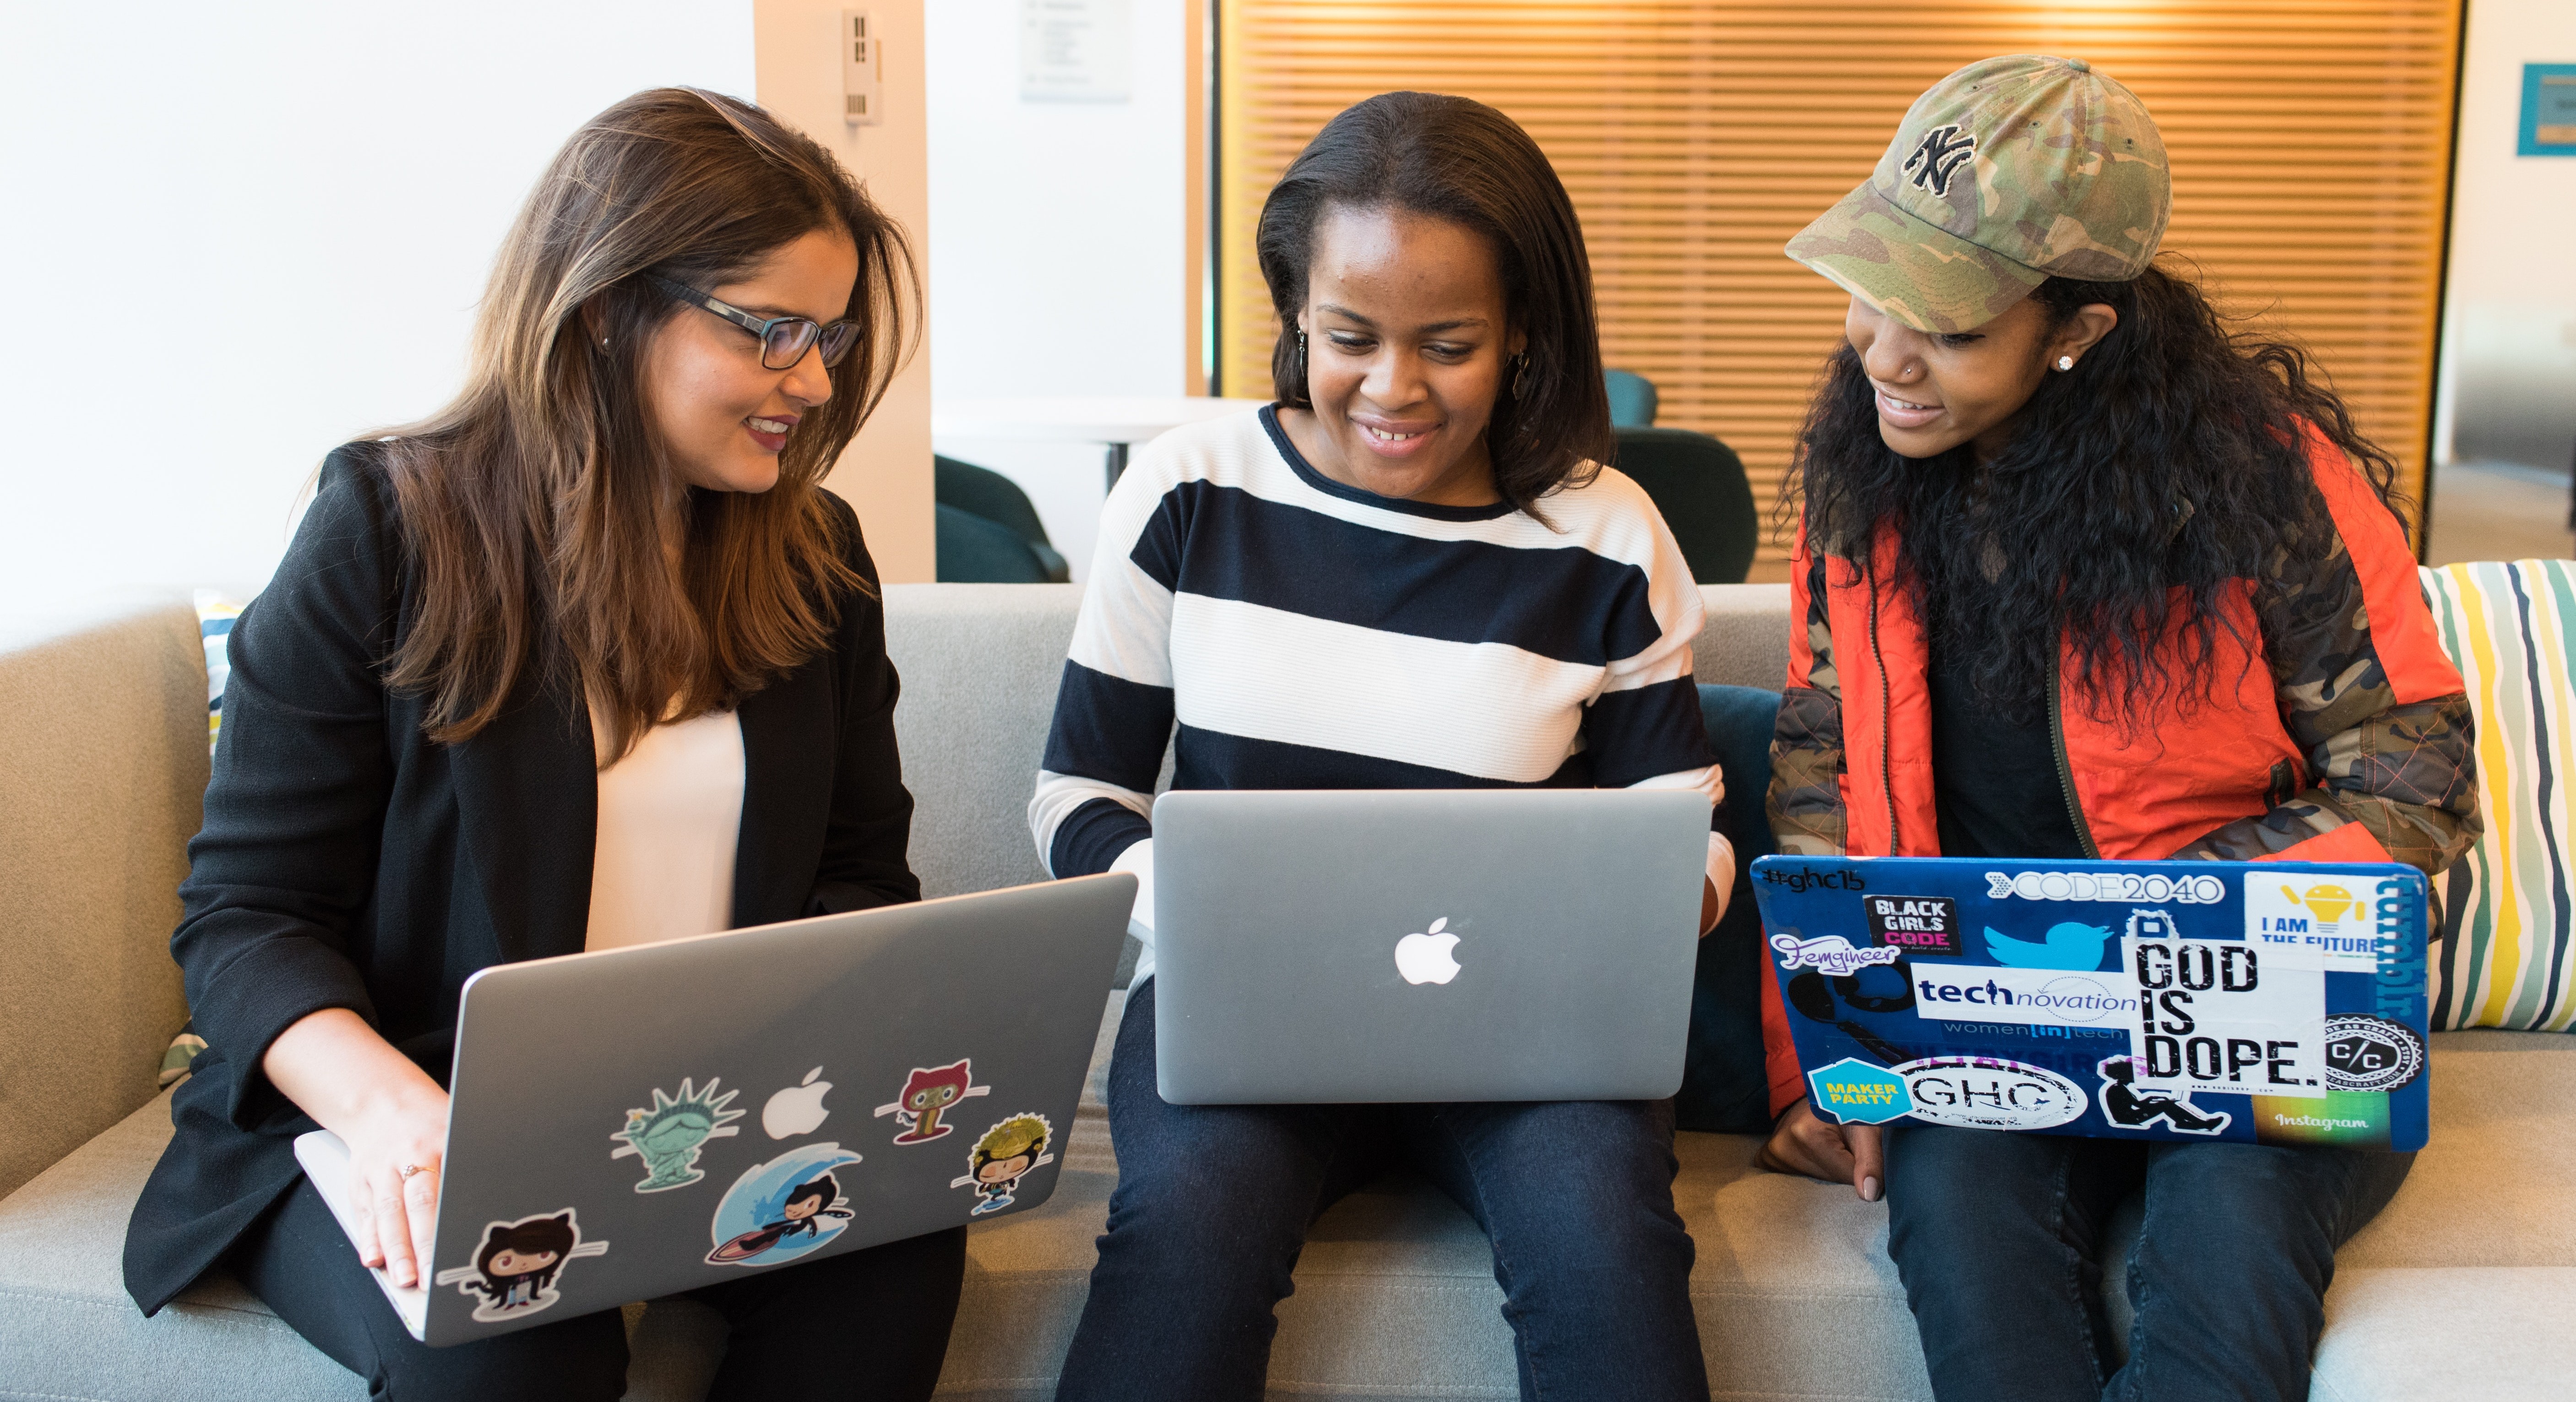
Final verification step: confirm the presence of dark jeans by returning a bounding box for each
[230,1177,966,1401]
[1054,978,1710,1402]
[1884,1125,2415,1402]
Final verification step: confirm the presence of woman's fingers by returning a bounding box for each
[1758,1099,1860,1183]
[1845,1123,1887,1202]
[375,1171,419,1286]
[401,1163,442,1285]
[349,1187,384,1270]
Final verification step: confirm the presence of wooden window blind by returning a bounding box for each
[1217,1,2462,571]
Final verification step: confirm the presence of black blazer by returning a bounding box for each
[125,448,920,1314]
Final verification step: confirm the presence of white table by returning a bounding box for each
[932,396,1272,491]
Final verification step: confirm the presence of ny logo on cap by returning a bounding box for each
[1902,124,1977,197]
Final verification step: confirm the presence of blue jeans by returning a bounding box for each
[1054,978,1710,1402]
[1884,1125,2414,1402]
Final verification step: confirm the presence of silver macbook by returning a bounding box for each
[1151,789,1709,1104]
[295,874,1134,1345]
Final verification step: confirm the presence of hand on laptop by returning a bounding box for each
[1757,1098,1886,1203]
[264,1007,451,1288]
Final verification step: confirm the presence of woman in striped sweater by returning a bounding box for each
[1027,92,1728,1402]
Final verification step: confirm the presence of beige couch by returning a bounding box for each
[2,585,2570,1402]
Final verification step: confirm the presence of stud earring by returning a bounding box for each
[2056,355,2075,371]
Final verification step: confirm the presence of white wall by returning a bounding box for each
[0,2,757,609]
[924,0,1196,578]
[758,0,936,584]
[2435,0,2576,473]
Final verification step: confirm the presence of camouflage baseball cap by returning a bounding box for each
[1787,55,2170,333]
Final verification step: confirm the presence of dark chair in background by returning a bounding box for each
[1604,367,1658,427]
[935,455,1070,583]
[1610,426,1759,584]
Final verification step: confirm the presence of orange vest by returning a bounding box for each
[1787,427,2462,867]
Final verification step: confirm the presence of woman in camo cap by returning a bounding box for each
[1756,55,2478,1402]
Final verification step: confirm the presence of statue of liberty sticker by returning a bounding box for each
[609,1077,745,1192]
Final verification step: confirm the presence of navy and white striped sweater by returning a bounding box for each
[1027,406,1731,980]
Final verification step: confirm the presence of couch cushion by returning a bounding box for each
[12,1013,2560,1402]
[2311,1267,2576,1402]
[0,1091,730,1402]
[2419,560,2576,1032]
[2335,1029,2576,1269]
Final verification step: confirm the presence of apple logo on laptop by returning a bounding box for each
[1395,918,1462,986]
[762,1066,833,1139]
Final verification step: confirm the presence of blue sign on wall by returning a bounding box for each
[2522,64,2576,158]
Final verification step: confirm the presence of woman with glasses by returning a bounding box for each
[122,89,955,1401]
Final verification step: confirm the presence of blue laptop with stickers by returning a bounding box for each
[1748,856,2430,1152]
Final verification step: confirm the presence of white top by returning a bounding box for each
[584,706,747,953]
[1026,407,1733,984]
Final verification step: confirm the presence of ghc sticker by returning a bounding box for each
[1808,1057,1913,1125]
[1892,1056,2089,1131]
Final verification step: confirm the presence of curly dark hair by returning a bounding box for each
[1255,91,1610,517]
[1786,261,2407,727]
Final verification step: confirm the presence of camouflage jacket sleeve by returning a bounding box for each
[1768,545,1850,856]
[2169,516,2481,876]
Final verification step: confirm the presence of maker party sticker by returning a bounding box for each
[432,1208,609,1323]
[1890,1056,2088,1131]
[1808,1057,1913,1125]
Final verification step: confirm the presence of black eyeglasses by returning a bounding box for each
[650,275,860,370]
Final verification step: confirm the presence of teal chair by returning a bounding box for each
[1610,427,1758,584]
[1604,368,1658,428]
[935,456,1070,583]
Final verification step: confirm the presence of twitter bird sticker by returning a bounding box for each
[1984,922,2114,971]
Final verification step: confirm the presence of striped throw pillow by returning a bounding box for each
[2419,560,2576,1032]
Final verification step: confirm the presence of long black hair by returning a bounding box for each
[1255,91,1610,516]
[1788,261,2405,726]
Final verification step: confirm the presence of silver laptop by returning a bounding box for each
[295,874,1134,1345]
[1151,789,1708,1104]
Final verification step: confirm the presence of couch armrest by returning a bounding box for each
[0,598,201,1199]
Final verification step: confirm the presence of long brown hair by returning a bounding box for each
[375,87,917,758]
